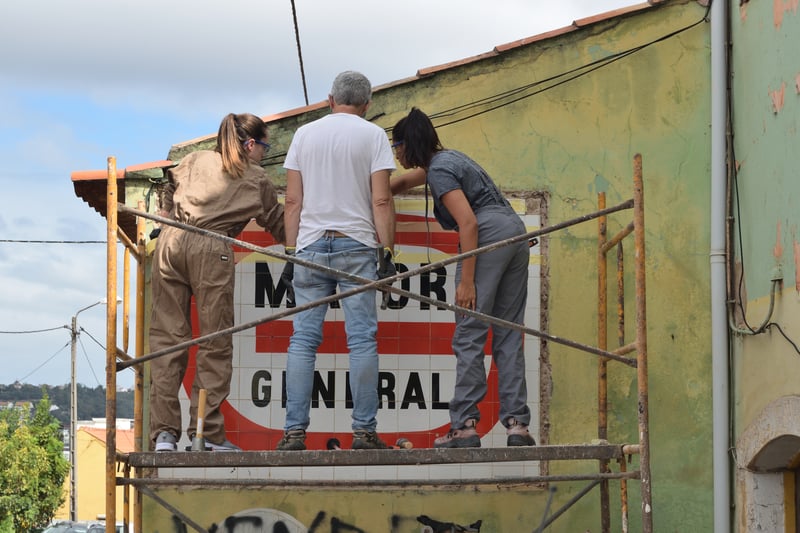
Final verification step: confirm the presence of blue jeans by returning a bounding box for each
[284,236,380,432]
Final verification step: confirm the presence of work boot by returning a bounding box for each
[276,429,307,451]
[155,431,177,452]
[351,430,389,449]
[433,419,481,448]
[506,418,536,447]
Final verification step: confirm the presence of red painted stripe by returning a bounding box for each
[235,233,458,253]
[255,321,468,355]
[235,212,459,255]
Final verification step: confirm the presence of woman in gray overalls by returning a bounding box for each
[390,108,535,448]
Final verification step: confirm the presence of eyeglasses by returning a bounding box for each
[254,139,271,153]
[391,141,404,149]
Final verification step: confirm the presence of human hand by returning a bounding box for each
[281,247,295,305]
[455,280,476,311]
[377,248,396,280]
[377,247,396,310]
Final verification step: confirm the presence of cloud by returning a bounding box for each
[1,0,631,119]
[0,0,632,387]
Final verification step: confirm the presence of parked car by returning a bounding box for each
[41,521,74,533]
[42,521,126,533]
[71,523,104,532]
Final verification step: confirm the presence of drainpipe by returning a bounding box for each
[710,0,730,531]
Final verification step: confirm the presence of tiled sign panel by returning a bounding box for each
[174,198,542,481]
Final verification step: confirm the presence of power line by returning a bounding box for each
[0,325,68,334]
[15,341,71,383]
[0,240,106,244]
[76,329,103,387]
[290,0,309,106]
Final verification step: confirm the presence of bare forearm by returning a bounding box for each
[390,167,426,195]
[373,198,396,250]
[372,169,395,249]
[284,170,303,248]
[459,220,478,284]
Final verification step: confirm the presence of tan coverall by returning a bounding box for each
[149,150,285,446]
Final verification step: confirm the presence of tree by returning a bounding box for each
[0,384,134,428]
[0,392,69,532]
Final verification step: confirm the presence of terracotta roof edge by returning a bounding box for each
[417,50,499,78]
[494,25,578,53]
[71,160,175,182]
[71,169,124,182]
[574,2,654,27]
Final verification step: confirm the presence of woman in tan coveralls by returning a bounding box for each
[149,113,286,452]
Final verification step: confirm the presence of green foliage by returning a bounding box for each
[0,393,69,532]
[0,384,134,427]
[0,516,13,533]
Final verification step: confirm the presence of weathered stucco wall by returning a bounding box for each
[134,0,714,531]
[731,0,800,531]
[730,0,800,429]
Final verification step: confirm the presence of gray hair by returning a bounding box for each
[330,71,372,106]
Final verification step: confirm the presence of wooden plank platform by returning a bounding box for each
[124,444,627,468]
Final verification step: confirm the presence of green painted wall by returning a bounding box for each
[730,0,800,428]
[730,1,800,530]
[133,0,714,530]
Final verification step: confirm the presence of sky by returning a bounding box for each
[0,0,634,389]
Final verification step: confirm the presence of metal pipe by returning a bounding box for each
[597,192,611,533]
[122,471,640,488]
[122,247,130,353]
[601,222,634,254]
[633,154,653,532]
[133,201,146,533]
[618,456,630,533]
[727,279,778,335]
[105,156,119,533]
[710,0,731,530]
[117,203,638,369]
[537,480,603,531]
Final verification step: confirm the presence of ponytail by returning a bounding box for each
[216,113,269,178]
[392,107,442,169]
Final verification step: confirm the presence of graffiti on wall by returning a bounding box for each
[164,507,483,533]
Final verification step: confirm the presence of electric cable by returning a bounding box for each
[14,341,71,383]
[263,6,713,171]
[75,329,103,387]
[0,240,106,244]
[725,0,800,353]
[290,0,310,106]
[410,4,712,131]
[0,325,68,334]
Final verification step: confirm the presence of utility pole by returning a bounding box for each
[69,298,118,521]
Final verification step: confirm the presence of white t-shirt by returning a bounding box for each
[284,113,396,249]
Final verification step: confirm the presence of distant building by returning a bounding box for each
[53,427,135,522]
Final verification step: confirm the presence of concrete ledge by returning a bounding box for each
[124,444,627,469]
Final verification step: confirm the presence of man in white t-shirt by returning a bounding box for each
[278,70,396,451]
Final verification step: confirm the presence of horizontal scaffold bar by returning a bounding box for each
[124,443,632,469]
[120,471,641,488]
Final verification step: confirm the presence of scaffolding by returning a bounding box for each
[101,154,652,532]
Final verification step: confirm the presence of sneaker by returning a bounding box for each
[276,429,307,451]
[506,418,536,447]
[208,439,241,452]
[155,431,177,452]
[351,430,389,450]
[433,419,481,448]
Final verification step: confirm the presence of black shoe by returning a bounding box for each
[351,430,389,449]
[506,418,536,446]
[433,419,481,448]
[277,429,306,451]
